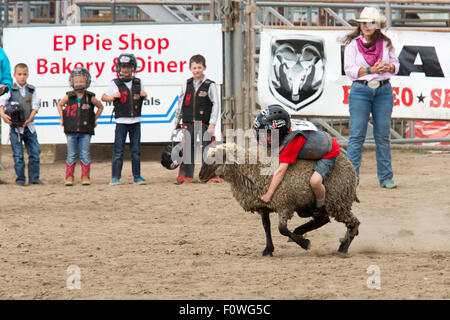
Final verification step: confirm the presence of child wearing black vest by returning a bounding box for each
[57,68,104,186]
[173,54,221,184]
[0,63,42,185]
[101,53,148,185]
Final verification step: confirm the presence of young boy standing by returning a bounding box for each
[256,105,340,215]
[0,63,42,186]
[56,68,104,186]
[173,54,221,184]
[102,53,147,185]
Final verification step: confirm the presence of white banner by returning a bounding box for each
[2,24,223,144]
[258,29,450,120]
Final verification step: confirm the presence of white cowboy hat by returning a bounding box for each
[355,7,387,28]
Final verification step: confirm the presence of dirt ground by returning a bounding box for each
[0,146,449,300]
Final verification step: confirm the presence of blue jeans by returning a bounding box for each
[314,157,337,180]
[10,127,41,183]
[66,133,91,165]
[347,81,394,185]
[180,122,212,179]
[112,123,141,178]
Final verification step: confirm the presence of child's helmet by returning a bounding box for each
[254,104,291,141]
[116,53,137,80]
[69,67,91,91]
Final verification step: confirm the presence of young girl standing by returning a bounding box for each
[57,68,104,186]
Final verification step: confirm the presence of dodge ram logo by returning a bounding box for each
[269,35,326,111]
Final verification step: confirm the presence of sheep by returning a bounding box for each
[205,143,360,256]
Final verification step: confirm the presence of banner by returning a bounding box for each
[258,29,450,120]
[2,23,223,144]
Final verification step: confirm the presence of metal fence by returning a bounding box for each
[223,0,450,151]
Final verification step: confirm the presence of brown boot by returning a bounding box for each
[81,161,91,186]
[65,162,75,186]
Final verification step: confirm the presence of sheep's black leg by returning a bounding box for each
[278,214,310,250]
[338,219,360,253]
[260,212,274,256]
[293,215,330,235]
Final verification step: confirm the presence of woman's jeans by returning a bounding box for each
[112,122,141,179]
[347,81,394,185]
[66,133,91,165]
[10,127,41,183]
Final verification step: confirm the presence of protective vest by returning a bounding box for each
[281,130,332,160]
[112,78,143,119]
[181,77,214,124]
[7,83,35,127]
[63,91,96,135]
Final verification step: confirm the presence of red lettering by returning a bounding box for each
[120,91,128,103]
[102,38,112,50]
[144,38,155,50]
[54,36,63,51]
[111,58,118,72]
[83,35,93,50]
[392,87,400,106]
[158,38,169,54]
[131,33,141,50]
[74,62,83,69]
[180,61,186,73]
[66,104,77,117]
[167,61,177,73]
[444,89,450,108]
[50,63,59,74]
[118,34,128,50]
[342,85,350,104]
[430,89,442,108]
[65,35,76,51]
[401,88,413,107]
[37,59,48,74]
[136,57,145,73]
[62,57,72,74]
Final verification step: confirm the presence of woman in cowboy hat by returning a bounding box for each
[343,7,399,189]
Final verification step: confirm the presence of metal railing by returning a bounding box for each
[228,0,450,151]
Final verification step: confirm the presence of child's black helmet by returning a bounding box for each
[254,105,291,139]
[69,67,91,91]
[116,53,137,80]
[116,53,137,70]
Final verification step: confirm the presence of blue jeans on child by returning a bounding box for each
[10,127,41,184]
[112,122,141,179]
[66,133,91,165]
[347,81,394,186]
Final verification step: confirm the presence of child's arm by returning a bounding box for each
[174,85,185,128]
[22,109,38,128]
[101,92,120,102]
[140,83,147,99]
[56,95,69,126]
[0,92,11,124]
[0,105,11,124]
[91,96,104,127]
[207,82,220,134]
[260,162,289,203]
[23,89,41,128]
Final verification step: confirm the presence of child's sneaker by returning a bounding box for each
[134,176,147,185]
[109,177,121,185]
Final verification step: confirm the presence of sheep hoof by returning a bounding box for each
[262,249,274,257]
[338,234,355,253]
[299,238,311,250]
